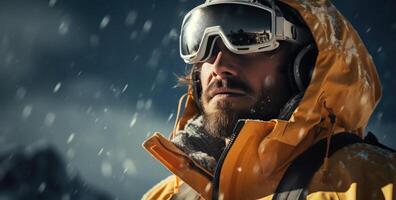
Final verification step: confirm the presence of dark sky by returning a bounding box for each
[0,0,395,199]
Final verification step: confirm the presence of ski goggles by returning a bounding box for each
[180,0,309,64]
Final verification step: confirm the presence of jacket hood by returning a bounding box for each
[143,0,382,198]
[175,0,381,174]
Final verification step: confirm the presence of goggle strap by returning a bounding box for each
[276,16,310,44]
[276,17,294,40]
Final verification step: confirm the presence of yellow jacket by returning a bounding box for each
[142,0,395,199]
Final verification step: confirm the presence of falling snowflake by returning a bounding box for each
[90,35,100,47]
[100,15,111,29]
[53,82,62,93]
[58,21,70,35]
[66,148,75,159]
[121,84,128,93]
[22,105,33,119]
[16,87,27,100]
[298,128,306,140]
[98,148,104,156]
[125,11,138,26]
[129,112,138,127]
[205,183,212,192]
[136,99,145,110]
[145,99,152,110]
[44,112,56,126]
[147,49,161,68]
[101,161,112,177]
[142,20,152,32]
[67,133,75,144]
[237,167,242,172]
[155,70,167,84]
[355,151,369,160]
[61,194,71,200]
[130,31,139,40]
[38,182,46,193]
[122,159,137,176]
[167,113,174,123]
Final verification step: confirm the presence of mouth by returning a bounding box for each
[210,88,247,100]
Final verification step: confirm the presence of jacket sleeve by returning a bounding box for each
[141,175,179,200]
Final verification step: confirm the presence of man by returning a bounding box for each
[142,0,396,199]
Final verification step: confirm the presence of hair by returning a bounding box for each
[176,64,195,88]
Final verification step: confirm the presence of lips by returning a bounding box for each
[210,88,246,99]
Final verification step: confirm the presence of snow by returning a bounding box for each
[38,182,46,193]
[338,161,346,169]
[129,112,138,128]
[101,161,113,177]
[142,20,152,32]
[162,29,179,46]
[44,112,56,127]
[66,148,75,159]
[167,113,174,123]
[129,31,139,40]
[360,94,369,105]
[355,151,369,160]
[219,193,224,200]
[121,84,128,93]
[100,15,111,29]
[147,49,161,68]
[313,22,319,31]
[264,76,274,87]
[98,148,104,156]
[58,21,70,35]
[125,11,138,26]
[297,0,345,48]
[336,180,343,188]
[16,87,27,100]
[344,38,357,65]
[205,183,212,192]
[61,194,71,200]
[53,82,62,93]
[136,99,145,110]
[145,99,152,110]
[22,105,33,119]
[67,133,75,144]
[48,0,57,7]
[89,35,100,47]
[122,159,137,176]
[298,128,305,140]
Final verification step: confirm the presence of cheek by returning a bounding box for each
[246,66,281,97]
[199,65,212,91]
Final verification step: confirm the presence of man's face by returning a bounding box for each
[198,40,293,138]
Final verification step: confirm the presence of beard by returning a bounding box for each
[201,77,277,139]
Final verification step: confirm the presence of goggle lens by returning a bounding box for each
[181,3,274,58]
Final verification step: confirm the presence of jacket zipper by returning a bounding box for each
[211,120,245,200]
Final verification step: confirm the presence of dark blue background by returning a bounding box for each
[0,0,395,199]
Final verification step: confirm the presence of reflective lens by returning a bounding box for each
[181,3,273,57]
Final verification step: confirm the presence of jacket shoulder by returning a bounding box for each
[142,175,179,200]
[307,143,396,200]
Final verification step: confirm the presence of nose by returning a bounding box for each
[211,41,238,79]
